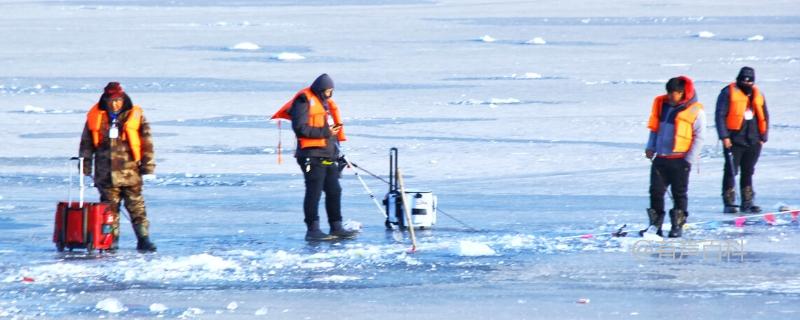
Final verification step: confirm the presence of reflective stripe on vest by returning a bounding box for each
[86,103,143,161]
[271,87,347,149]
[647,95,703,153]
[726,83,766,135]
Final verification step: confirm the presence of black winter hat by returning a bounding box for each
[737,66,755,82]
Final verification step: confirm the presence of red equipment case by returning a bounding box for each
[53,157,115,253]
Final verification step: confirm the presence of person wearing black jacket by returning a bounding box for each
[281,74,358,241]
[715,67,769,214]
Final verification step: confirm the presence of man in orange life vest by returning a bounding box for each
[716,67,768,214]
[79,82,157,252]
[272,74,359,241]
[642,76,706,238]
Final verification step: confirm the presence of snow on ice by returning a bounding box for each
[479,35,496,42]
[526,37,547,45]
[254,307,269,316]
[697,31,716,38]
[513,72,543,79]
[311,275,361,283]
[1,0,799,319]
[95,298,126,313]
[149,303,168,313]
[230,42,261,50]
[454,241,496,256]
[451,98,522,106]
[273,52,306,61]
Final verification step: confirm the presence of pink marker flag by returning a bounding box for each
[764,213,776,225]
[581,234,594,239]
[734,216,746,228]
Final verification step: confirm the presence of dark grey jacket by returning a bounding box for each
[715,85,769,147]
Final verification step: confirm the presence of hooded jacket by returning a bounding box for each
[79,93,155,187]
[646,76,706,164]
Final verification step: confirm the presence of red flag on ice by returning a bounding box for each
[764,213,776,225]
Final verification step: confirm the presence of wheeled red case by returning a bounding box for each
[52,157,115,253]
[53,202,114,252]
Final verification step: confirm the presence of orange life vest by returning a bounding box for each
[272,87,347,149]
[647,95,704,153]
[86,103,143,161]
[726,83,766,135]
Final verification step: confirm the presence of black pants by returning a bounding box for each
[722,143,762,192]
[649,157,691,212]
[297,157,342,225]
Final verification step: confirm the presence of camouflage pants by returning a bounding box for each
[97,185,150,238]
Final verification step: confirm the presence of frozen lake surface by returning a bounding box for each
[0,0,799,318]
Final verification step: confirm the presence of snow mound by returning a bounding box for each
[455,241,496,256]
[343,219,362,231]
[747,34,764,41]
[479,35,496,42]
[226,302,238,310]
[96,298,126,313]
[274,52,306,61]
[299,261,336,269]
[489,98,521,104]
[230,42,260,50]
[697,31,715,38]
[642,232,664,241]
[149,303,168,313]
[180,307,204,318]
[22,105,76,114]
[513,72,542,79]
[255,307,269,316]
[312,275,361,283]
[453,98,522,106]
[583,79,665,85]
[23,105,46,113]
[526,37,547,45]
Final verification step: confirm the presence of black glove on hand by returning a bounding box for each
[337,156,348,173]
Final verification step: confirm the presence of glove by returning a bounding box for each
[337,156,348,173]
[337,155,348,167]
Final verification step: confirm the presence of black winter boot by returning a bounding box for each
[305,221,336,241]
[740,186,761,214]
[330,221,359,240]
[639,208,665,237]
[133,224,157,252]
[723,188,738,214]
[668,209,687,238]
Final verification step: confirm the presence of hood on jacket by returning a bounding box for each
[674,75,696,106]
[310,74,334,101]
